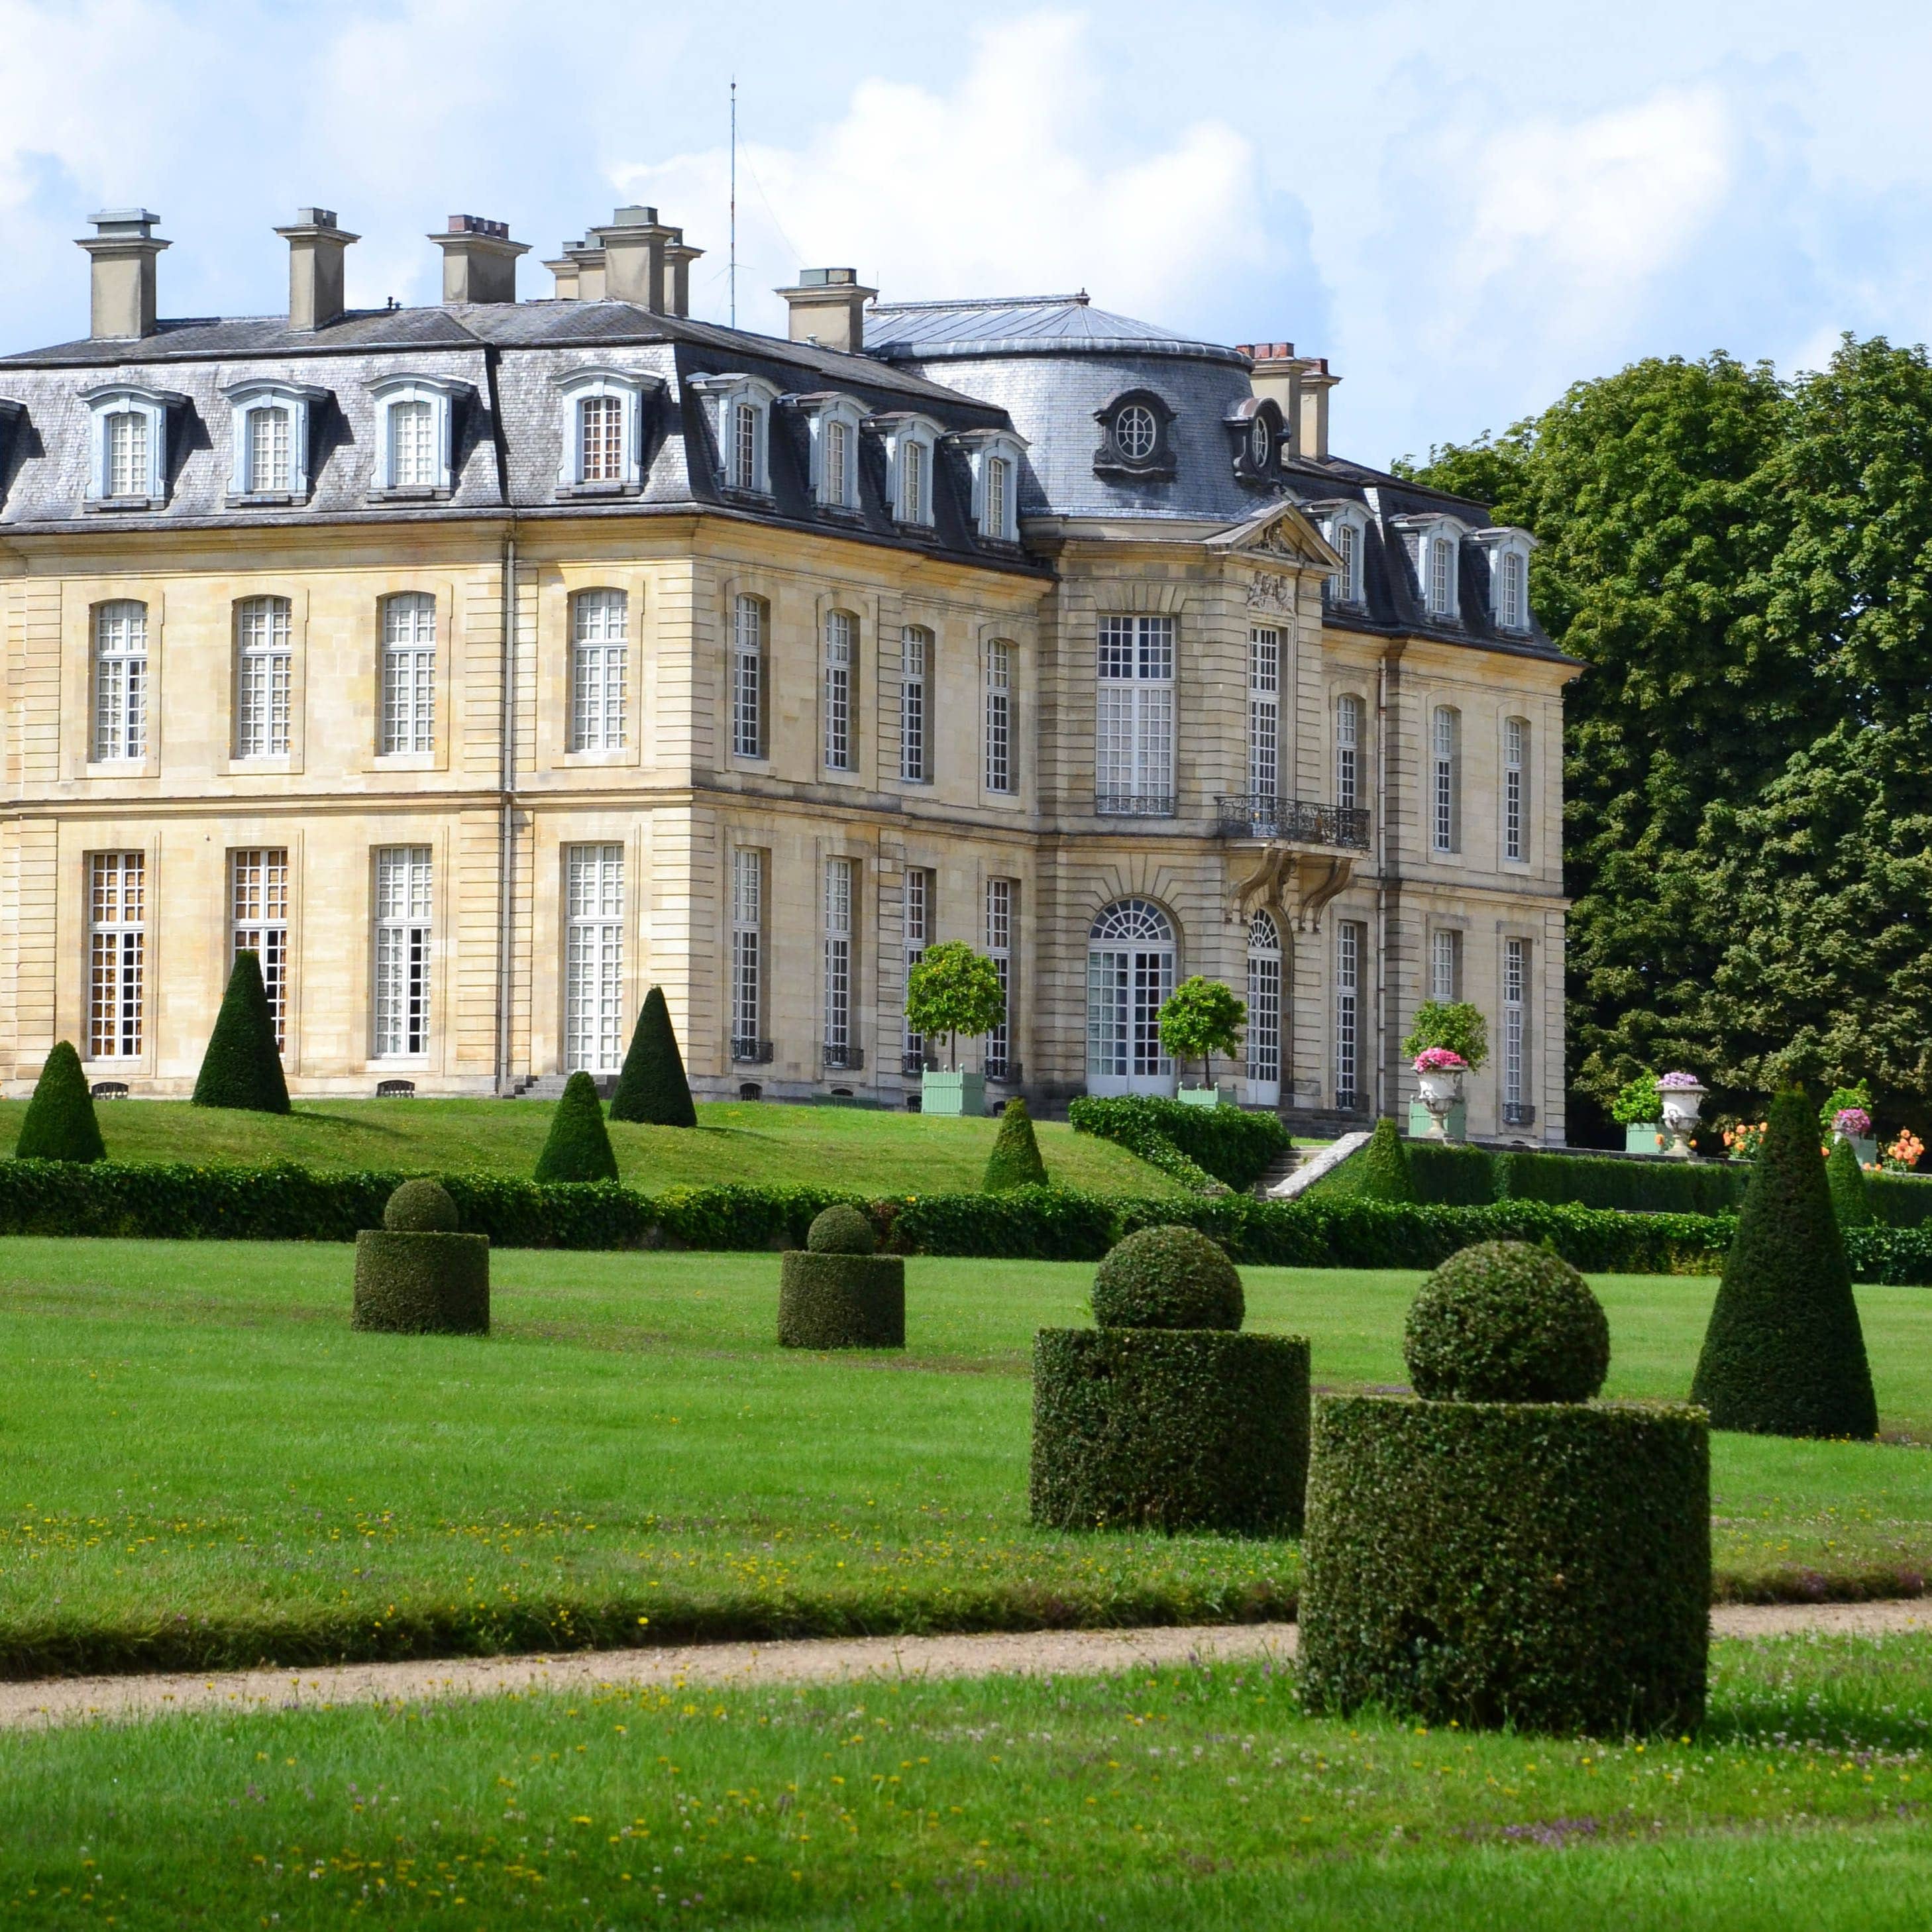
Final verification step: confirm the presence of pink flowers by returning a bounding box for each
[1658,1071,1703,1090]
[1413,1048,1468,1074]
[1834,1106,1873,1138]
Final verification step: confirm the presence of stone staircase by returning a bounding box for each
[1258,1129,1371,1200]
[506,1073,616,1099]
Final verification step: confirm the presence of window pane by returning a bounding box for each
[88,851,145,1059]
[389,400,437,488]
[248,406,290,492]
[570,590,629,751]
[107,412,148,496]
[733,595,765,758]
[985,639,1012,794]
[732,848,765,1055]
[373,846,432,1056]
[235,596,293,757]
[232,847,292,1052]
[564,843,625,1072]
[380,593,436,755]
[901,626,930,782]
[824,612,854,771]
[92,601,149,761]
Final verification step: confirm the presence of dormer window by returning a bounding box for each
[1093,389,1177,480]
[368,375,467,496]
[1472,527,1536,633]
[687,374,778,496]
[781,392,866,511]
[952,429,1028,543]
[223,379,327,502]
[1393,513,1468,622]
[1225,398,1283,485]
[867,412,943,527]
[82,384,185,507]
[551,366,660,493]
[1313,501,1370,607]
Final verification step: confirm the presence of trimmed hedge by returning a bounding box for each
[1299,1394,1710,1735]
[1068,1096,1290,1194]
[351,1230,490,1334]
[1358,1118,1416,1202]
[386,1177,460,1232]
[1091,1224,1244,1330]
[1029,1327,1309,1535]
[609,986,696,1128]
[1827,1136,1875,1228]
[1403,1242,1609,1403]
[192,951,290,1114]
[533,1071,619,1183]
[984,1098,1049,1193]
[13,1041,105,1164]
[778,1251,906,1348]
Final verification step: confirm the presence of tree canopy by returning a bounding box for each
[904,942,1006,1070]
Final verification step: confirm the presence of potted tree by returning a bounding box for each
[904,940,1008,1118]
[1401,1002,1487,1142]
[1613,1072,1666,1154]
[1158,977,1246,1108]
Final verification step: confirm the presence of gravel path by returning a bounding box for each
[2,1599,1926,1734]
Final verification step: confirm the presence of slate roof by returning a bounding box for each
[866,293,1247,366]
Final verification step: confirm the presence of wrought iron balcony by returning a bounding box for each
[902,1049,935,1077]
[731,1038,775,1065]
[822,1043,865,1072]
[1334,1089,1368,1114]
[1216,795,1371,850]
[1502,1101,1538,1128]
[985,1055,1021,1082]
[1095,790,1177,819]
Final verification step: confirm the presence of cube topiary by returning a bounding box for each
[778,1203,904,1348]
[1300,1240,1709,1735]
[191,951,290,1114]
[1691,1088,1878,1438]
[1030,1224,1308,1536]
[353,1180,489,1334]
[13,1041,106,1163]
[608,987,697,1128]
[1826,1134,1875,1228]
[533,1072,619,1183]
[984,1099,1049,1193]
[1358,1118,1416,1203]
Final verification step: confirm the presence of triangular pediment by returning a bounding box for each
[1205,498,1342,572]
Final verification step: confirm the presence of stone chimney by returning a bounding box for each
[593,205,676,311]
[663,229,704,318]
[1296,356,1339,462]
[777,268,876,352]
[431,215,529,305]
[76,209,169,340]
[275,208,358,331]
[545,238,604,301]
[1241,340,1301,438]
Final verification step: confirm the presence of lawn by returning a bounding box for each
[0,1097,1180,1197]
[3,1240,1929,1677]
[5,1635,1932,1927]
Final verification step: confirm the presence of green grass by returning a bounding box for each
[3,1240,1931,1676]
[0,1097,1180,1197]
[6,1635,1932,1927]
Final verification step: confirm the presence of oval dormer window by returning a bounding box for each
[1249,416,1271,469]
[1115,403,1159,462]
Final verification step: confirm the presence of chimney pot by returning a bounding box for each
[275,207,359,332]
[429,214,529,305]
[777,266,877,352]
[76,207,170,340]
[592,205,674,311]
[662,227,704,318]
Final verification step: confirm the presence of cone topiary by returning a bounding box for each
[191,951,290,1114]
[533,1071,619,1183]
[1826,1134,1874,1228]
[13,1041,106,1163]
[780,1204,904,1348]
[608,986,696,1128]
[1403,1241,1609,1403]
[1690,1088,1878,1438]
[1358,1118,1416,1202]
[984,1099,1049,1193]
[353,1180,489,1334]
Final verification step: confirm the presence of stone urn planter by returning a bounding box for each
[1658,1075,1706,1159]
[1411,1052,1468,1143]
[920,1068,987,1118]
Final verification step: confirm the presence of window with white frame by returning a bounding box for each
[1323,509,1367,606]
[1428,533,1457,617]
[1334,692,1362,813]
[389,400,436,487]
[688,376,777,495]
[1499,548,1527,630]
[957,430,1026,541]
[1248,627,1279,799]
[107,409,148,497]
[823,855,857,1067]
[1430,928,1461,1003]
[234,596,294,758]
[985,878,1015,1077]
[88,851,145,1059]
[731,848,766,1057]
[900,626,932,783]
[564,843,625,1074]
[580,395,623,482]
[731,400,761,490]
[83,385,176,503]
[823,610,855,771]
[570,588,629,751]
[373,845,432,1057]
[1430,704,1460,855]
[902,867,932,1067]
[552,368,654,490]
[985,639,1014,794]
[232,847,290,1053]
[378,593,435,755]
[1087,898,1174,1092]
[1246,909,1282,1094]
[800,398,863,510]
[1335,918,1364,1106]
[1504,716,1529,862]
[732,594,767,759]
[1504,936,1529,1116]
[248,406,290,492]
[370,377,462,493]
[879,417,938,526]
[223,380,323,499]
[1096,615,1174,814]
[91,600,148,761]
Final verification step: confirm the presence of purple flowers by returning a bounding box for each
[1835,1106,1873,1138]
[1658,1071,1703,1089]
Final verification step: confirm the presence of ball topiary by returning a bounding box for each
[1403,1240,1609,1403]
[1091,1225,1244,1331]
[385,1178,460,1232]
[807,1204,876,1254]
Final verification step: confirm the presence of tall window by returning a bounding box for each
[564,844,625,1074]
[235,596,293,757]
[570,588,628,751]
[380,593,436,755]
[902,867,932,1068]
[900,439,926,523]
[823,611,855,771]
[373,845,432,1057]
[1246,909,1283,1097]
[1334,692,1362,812]
[87,851,144,1060]
[822,418,851,508]
[1504,937,1529,1118]
[1330,517,1362,604]
[246,405,290,493]
[1503,716,1528,862]
[1430,705,1460,855]
[105,410,148,498]
[1430,928,1461,1003]
[91,601,148,762]
[732,595,766,759]
[1248,627,1280,798]
[578,394,625,484]
[231,847,290,1053]
[1499,549,1527,631]
[388,399,437,489]
[729,400,760,491]
[1087,898,1175,1094]
[731,848,766,1059]
[985,879,1014,1077]
[823,855,857,1067]
[983,455,1010,540]
[1095,615,1174,815]
[900,627,931,782]
[1335,919,1363,1106]
[985,639,1014,794]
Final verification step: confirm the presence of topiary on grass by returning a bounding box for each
[385,1177,461,1232]
[1827,1134,1875,1228]
[985,1098,1049,1193]
[608,987,697,1128]
[191,951,290,1114]
[353,1180,489,1334]
[1091,1224,1243,1330]
[533,1072,619,1183]
[807,1203,875,1254]
[13,1041,106,1163]
[1690,1087,1878,1439]
[1358,1118,1416,1203]
[1403,1240,1609,1403]
[780,1205,903,1348]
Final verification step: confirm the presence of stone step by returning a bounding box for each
[1263,1128,1372,1199]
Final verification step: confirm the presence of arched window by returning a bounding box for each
[570,588,629,751]
[1087,898,1176,1096]
[91,600,148,762]
[1245,909,1283,1104]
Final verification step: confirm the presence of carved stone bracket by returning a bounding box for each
[1229,845,1356,932]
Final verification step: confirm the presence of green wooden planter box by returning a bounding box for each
[1407,1099,1467,1142]
[920,1069,987,1118]
[1625,1123,1667,1154]
[1177,1085,1230,1109]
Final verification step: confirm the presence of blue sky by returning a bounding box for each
[3,0,1930,464]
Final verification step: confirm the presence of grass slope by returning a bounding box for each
[0,1097,1180,1197]
[3,1242,1932,1675]
[5,1637,1932,1927]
